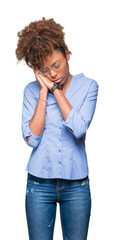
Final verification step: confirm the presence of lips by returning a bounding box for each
[53,78,62,83]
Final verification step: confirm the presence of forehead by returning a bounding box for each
[43,50,63,67]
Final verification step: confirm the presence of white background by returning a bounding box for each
[0,0,114,239]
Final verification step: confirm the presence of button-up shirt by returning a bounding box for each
[22,73,99,180]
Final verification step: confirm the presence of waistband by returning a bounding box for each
[27,173,88,182]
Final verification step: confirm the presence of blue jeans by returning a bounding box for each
[25,173,91,240]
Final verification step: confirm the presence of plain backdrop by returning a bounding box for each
[0,0,114,239]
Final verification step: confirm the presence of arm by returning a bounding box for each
[32,72,99,139]
[53,88,72,121]
[53,80,99,139]
[33,72,72,121]
[28,88,48,140]
[22,85,48,148]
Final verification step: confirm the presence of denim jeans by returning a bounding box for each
[25,173,91,240]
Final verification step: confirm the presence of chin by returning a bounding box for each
[59,78,65,85]
[60,72,69,85]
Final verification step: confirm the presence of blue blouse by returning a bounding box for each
[22,73,99,180]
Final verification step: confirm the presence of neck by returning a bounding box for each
[62,72,72,90]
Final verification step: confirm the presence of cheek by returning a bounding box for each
[64,66,69,77]
[61,65,69,76]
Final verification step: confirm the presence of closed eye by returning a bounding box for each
[52,61,61,69]
[53,64,61,69]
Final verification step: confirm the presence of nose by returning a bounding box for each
[49,68,57,79]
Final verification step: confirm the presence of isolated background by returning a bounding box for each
[0,0,114,239]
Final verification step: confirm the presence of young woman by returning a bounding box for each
[16,17,99,240]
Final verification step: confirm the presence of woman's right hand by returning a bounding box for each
[32,65,48,91]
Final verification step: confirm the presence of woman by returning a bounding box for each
[16,17,99,240]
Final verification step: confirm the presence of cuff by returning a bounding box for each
[23,124,43,148]
[63,108,75,133]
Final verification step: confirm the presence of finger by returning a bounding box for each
[34,66,41,74]
[38,72,48,80]
[31,64,35,69]
[36,74,42,81]
[31,65,36,75]
[31,65,38,74]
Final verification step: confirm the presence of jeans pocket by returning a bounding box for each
[80,177,89,186]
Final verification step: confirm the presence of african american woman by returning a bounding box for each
[15,17,99,240]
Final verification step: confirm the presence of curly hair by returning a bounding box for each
[15,17,71,68]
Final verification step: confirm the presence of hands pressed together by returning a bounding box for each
[32,65,54,91]
[31,65,72,123]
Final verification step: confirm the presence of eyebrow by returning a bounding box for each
[42,59,61,68]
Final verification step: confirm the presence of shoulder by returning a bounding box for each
[73,73,99,91]
[70,73,99,100]
[23,80,40,97]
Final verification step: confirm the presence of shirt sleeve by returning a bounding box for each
[21,84,43,148]
[63,80,99,139]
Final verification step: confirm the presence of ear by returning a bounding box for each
[65,51,70,61]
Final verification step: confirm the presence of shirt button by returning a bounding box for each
[58,149,61,152]
[59,127,62,129]
[59,138,61,141]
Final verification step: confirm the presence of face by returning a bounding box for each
[39,50,71,85]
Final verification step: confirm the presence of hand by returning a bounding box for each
[32,65,48,91]
[32,66,54,90]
